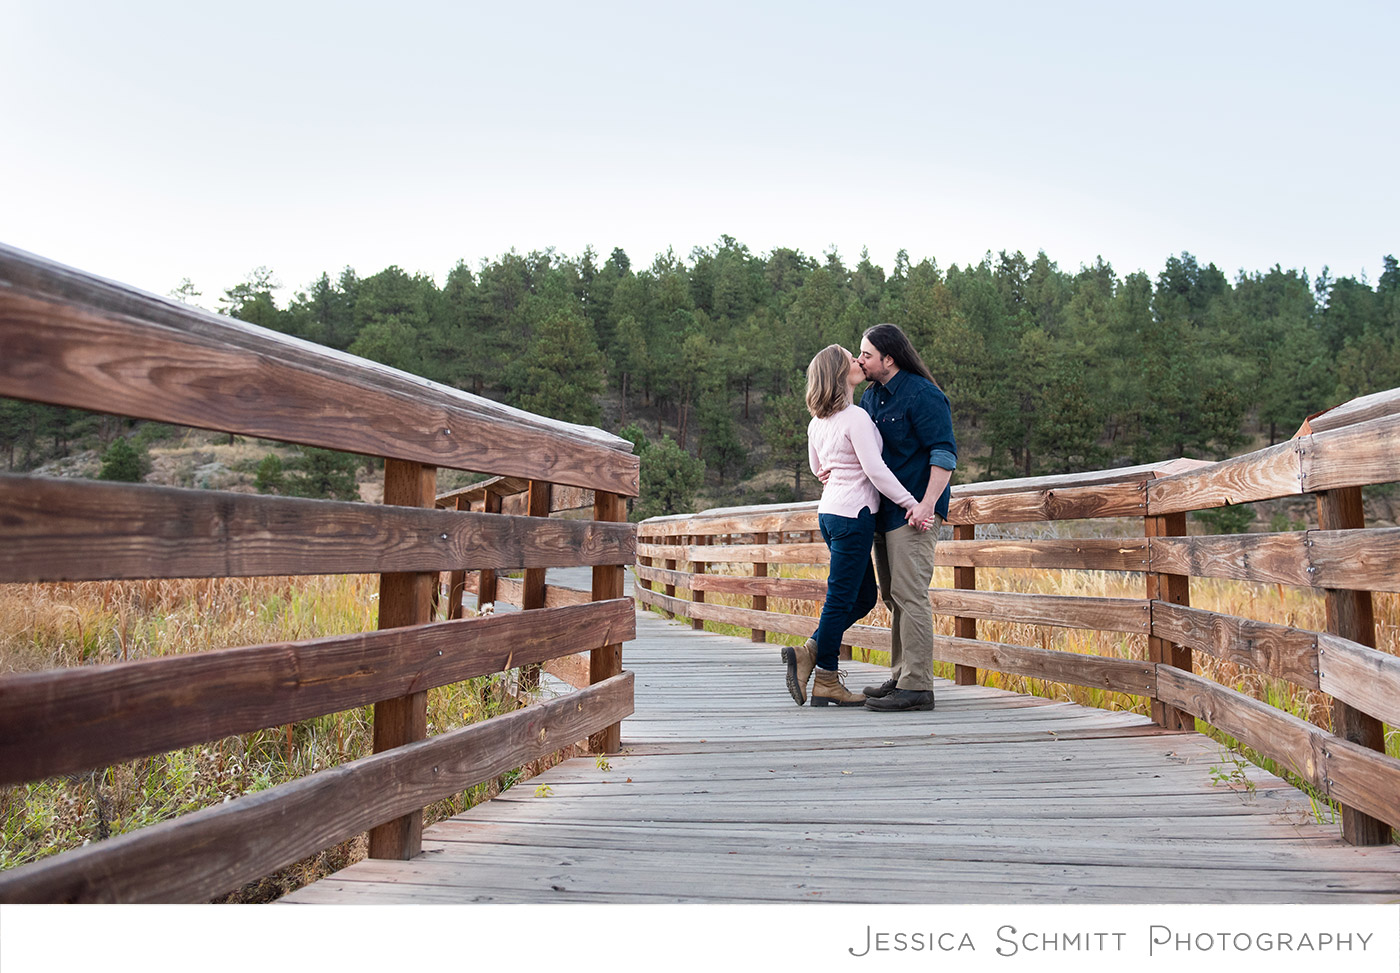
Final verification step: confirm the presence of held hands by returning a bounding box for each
[906,498,937,532]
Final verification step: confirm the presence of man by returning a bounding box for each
[852,323,956,712]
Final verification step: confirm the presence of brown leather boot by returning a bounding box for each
[781,639,817,705]
[811,668,866,707]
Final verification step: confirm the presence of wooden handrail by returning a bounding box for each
[0,246,639,901]
[637,386,1400,845]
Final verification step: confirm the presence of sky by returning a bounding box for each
[3,0,1395,308]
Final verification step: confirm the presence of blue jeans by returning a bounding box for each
[811,508,879,671]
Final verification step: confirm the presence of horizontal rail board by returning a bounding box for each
[638,506,820,539]
[1149,529,1400,592]
[0,672,634,902]
[0,249,638,496]
[947,481,1146,525]
[1301,414,1400,494]
[931,635,1158,696]
[633,563,828,601]
[1147,440,1301,516]
[0,475,635,582]
[927,589,1149,633]
[437,479,596,516]
[463,575,593,609]
[638,541,830,565]
[0,599,635,785]
[637,588,818,640]
[934,538,1151,572]
[1155,667,1400,830]
[1317,633,1400,729]
[1303,388,1400,435]
[1149,602,1321,689]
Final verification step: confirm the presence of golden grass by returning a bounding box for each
[0,575,579,900]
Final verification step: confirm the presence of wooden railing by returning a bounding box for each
[637,387,1400,846]
[0,244,639,901]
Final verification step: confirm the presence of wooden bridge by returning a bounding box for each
[284,575,1400,903]
[2,244,1399,905]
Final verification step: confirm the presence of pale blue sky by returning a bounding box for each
[3,1,1395,305]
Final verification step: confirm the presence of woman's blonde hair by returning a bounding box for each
[805,344,851,419]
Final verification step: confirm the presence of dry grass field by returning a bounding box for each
[0,575,579,900]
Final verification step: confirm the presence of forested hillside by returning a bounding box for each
[4,239,1397,513]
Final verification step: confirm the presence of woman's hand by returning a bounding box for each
[905,498,937,531]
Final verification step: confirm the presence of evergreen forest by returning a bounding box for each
[4,239,1398,516]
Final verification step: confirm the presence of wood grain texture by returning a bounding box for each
[0,673,634,903]
[1314,485,1389,845]
[0,599,636,786]
[370,459,437,859]
[1302,388,1400,435]
[0,475,635,582]
[1156,667,1400,831]
[928,589,1149,633]
[1147,440,1302,516]
[590,490,627,753]
[932,635,1157,696]
[1318,633,1400,729]
[1150,602,1320,689]
[1149,529,1400,592]
[1301,414,1400,494]
[637,541,830,565]
[0,246,638,494]
[934,538,1150,572]
[947,481,1146,526]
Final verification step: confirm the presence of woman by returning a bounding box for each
[782,344,927,707]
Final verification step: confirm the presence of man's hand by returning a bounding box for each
[816,466,831,485]
[906,498,937,531]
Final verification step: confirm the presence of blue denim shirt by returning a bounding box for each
[858,369,958,531]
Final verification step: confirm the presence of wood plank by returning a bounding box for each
[1151,603,1320,689]
[928,589,1149,633]
[0,246,639,495]
[1157,667,1400,832]
[638,589,817,641]
[1317,633,1400,730]
[1301,413,1400,494]
[1150,529,1400,592]
[0,673,634,903]
[1147,439,1302,516]
[0,599,636,786]
[0,474,635,582]
[463,575,592,609]
[1301,387,1400,435]
[637,541,830,565]
[934,538,1150,572]
[1154,666,1323,792]
[947,481,1146,526]
[931,635,1157,696]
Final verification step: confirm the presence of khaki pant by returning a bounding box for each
[871,518,940,691]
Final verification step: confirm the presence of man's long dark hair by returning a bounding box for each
[863,323,940,389]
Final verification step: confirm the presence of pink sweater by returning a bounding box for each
[808,405,917,518]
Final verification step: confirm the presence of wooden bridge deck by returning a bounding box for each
[284,584,1400,905]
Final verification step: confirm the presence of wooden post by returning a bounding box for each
[952,523,978,686]
[751,531,769,643]
[1316,486,1390,845]
[368,459,436,860]
[691,533,707,631]
[519,480,552,689]
[445,494,470,621]
[663,533,678,619]
[1146,512,1192,730]
[476,491,501,610]
[590,490,627,754]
